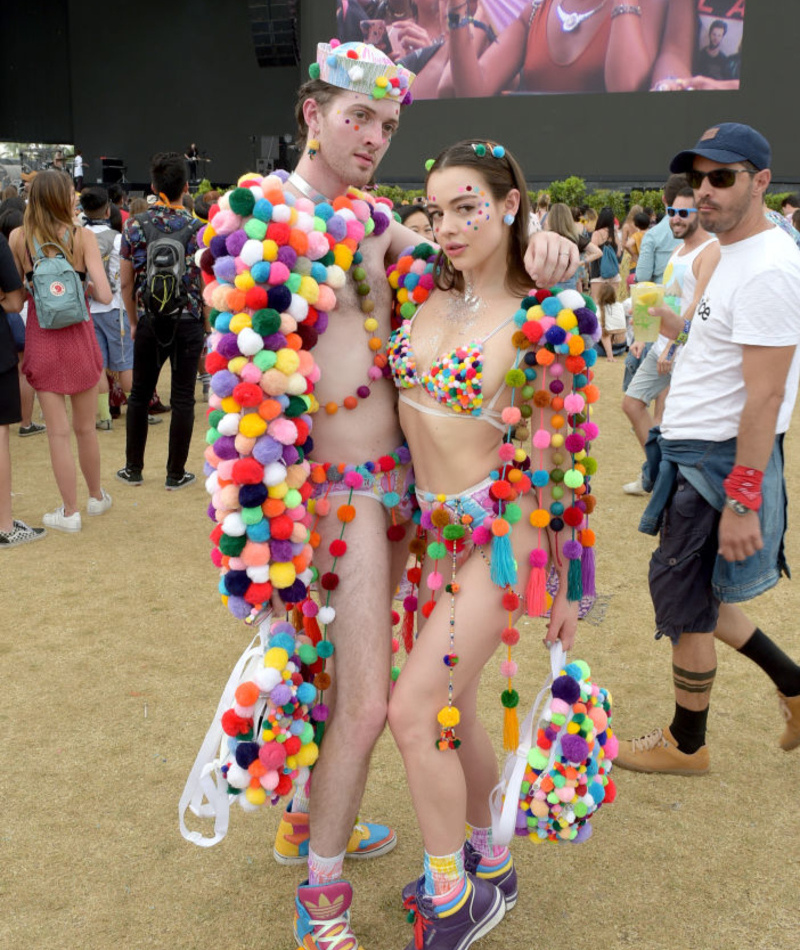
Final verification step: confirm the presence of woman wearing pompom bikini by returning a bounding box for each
[387,141,600,948]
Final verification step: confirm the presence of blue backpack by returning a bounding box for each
[599,244,620,280]
[27,237,88,330]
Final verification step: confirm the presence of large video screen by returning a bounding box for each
[334,1,744,98]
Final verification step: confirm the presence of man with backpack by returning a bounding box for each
[80,186,130,431]
[116,152,206,490]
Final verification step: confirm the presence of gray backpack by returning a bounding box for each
[27,237,88,330]
[136,213,200,319]
[89,225,119,297]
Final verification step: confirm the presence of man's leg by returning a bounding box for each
[293,498,395,947]
[621,394,653,448]
[123,319,163,476]
[166,319,205,481]
[716,603,800,751]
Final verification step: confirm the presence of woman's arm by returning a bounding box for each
[649,0,696,88]
[605,0,673,92]
[447,0,531,98]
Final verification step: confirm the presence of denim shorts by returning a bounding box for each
[93,308,133,371]
[649,455,788,644]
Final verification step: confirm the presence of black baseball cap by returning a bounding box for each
[670,123,772,173]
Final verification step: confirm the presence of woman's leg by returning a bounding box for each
[18,354,36,428]
[38,391,78,514]
[388,551,510,857]
[70,385,103,499]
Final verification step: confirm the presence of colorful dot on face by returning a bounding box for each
[354,125,360,131]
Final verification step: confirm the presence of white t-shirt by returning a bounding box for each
[654,236,717,357]
[73,155,83,177]
[599,301,625,333]
[661,226,800,441]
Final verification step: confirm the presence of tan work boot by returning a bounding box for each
[614,726,709,775]
[777,691,800,751]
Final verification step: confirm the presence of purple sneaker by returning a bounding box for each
[401,843,517,911]
[402,874,505,950]
[294,879,362,950]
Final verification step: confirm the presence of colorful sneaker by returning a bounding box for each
[116,467,143,486]
[402,844,517,911]
[403,874,505,950]
[0,520,46,548]
[614,726,709,775]
[294,879,362,950]
[42,506,82,533]
[18,422,46,437]
[777,691,800,751]
[87,489,113,516]
[273,808,396,865]
[165,472,196,491]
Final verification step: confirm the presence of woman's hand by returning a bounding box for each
[545,588,578,651]
[524,232,579,288]
[392,19,434,52]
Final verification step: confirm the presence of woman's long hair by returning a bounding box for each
[425,140,533,296]
[545,202,578,244]
[596,279,618,333]
[23,170,76,264]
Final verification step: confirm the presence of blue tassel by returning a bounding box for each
[567,557,583,602]
[490,533,517,587]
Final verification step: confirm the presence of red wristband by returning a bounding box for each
[723,465,763,511]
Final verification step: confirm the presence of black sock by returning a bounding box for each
[738,627,800,697]
[669,703,709,754]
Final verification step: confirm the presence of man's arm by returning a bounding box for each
[718,343,796,562]
[120,259,138,338]
[657,242,721,370]
[635,230,656,282]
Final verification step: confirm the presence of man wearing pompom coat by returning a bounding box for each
[280,40,579,950]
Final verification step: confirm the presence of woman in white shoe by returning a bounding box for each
[9,171,113,531]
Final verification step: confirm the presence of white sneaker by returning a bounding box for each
[87,489,113,516]
[623,476,646,495]
[43,506,82,532]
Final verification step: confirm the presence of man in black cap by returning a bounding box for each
[616,123,800,775]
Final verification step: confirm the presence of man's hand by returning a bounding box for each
[648,304,684,339]
[718,507,763,562]
[629,340,646,359]
[657,349,674,375]
[524,232,579,288]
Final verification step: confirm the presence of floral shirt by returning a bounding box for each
[120,206,203,319]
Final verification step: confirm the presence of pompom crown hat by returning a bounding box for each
[309,40,416,105]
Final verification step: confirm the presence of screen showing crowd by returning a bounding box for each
[334,1,744,98]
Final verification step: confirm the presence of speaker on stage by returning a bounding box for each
[101,157,126,184]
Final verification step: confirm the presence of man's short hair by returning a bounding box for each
[295,79,347,149]
[151,151,187,202]
[633,211,652,230]
[80,185,110,214]
[780,194,800,210]
[108,183,126,206]
[664,174,689,206]
[675,185,696,202]
[709,19,727,34]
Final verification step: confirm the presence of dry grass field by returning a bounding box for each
[2,348,799,950]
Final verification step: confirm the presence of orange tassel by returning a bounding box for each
[401,609,415,654]
[503,705,519,752]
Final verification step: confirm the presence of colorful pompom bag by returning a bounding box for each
[490,642,618,847]
[180,616,321,847]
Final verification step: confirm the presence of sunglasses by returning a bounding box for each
[686,168,756,189]
[667,207,697,218]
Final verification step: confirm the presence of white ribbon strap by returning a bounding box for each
[490,642,566,847]
[179,630,265,847]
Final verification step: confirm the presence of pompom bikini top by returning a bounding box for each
[387,303,516,431]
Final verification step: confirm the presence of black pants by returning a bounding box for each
[125,314,205,479]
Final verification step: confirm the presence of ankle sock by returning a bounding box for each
[423,848,465,897]
[466,823,507,860]
[308,847,345,886]
[97,393,111,421]
[738,627,800,697]
[669,703,709,754]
